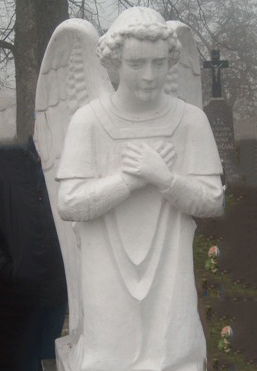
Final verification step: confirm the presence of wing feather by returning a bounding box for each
[57,66,68,101]
[34,19,113,333]
[166,21,202,109]
[35,18,113,170]
[46,69,60,107]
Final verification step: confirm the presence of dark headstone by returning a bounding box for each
[239,139,257,187]
[204,98,240,184]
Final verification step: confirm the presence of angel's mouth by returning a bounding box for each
[142,88,156,92]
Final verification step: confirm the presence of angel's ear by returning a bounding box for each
[105,56,121,90]
[168,39,182,70]
[107,64,120,90]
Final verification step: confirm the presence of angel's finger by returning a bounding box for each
[160,144,175,157]
[163,157,176,168]
[122,166,139,175]
[126,142,143,155]
[165,159,175,168]
[154,141,165,152]
[161,152,176,162]
[122,149,142,161]
[122,158,140,168]
[162,151,176,162]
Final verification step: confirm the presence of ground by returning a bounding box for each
[195,185,257,370]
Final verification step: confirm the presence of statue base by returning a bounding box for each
[56,334,206,371]
[56,335,73,371]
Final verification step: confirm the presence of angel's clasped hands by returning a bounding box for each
[121,142,176,191]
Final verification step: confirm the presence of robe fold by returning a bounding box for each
[57,96,223,371]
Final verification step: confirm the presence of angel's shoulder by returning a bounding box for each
[182,101,209,129]
[70,101,98,130]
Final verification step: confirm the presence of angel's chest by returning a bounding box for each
[93,128,182,176]
[95,136,150,176]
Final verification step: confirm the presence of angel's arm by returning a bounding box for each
[58,171,146,222]
[58,174,129,222]
[159,173,223,217]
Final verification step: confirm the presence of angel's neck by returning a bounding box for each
[112,88,168,118]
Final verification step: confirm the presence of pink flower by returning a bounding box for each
[208,246,219,257]
[221,326,232,337]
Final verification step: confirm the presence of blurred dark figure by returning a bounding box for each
[0,139,67,371]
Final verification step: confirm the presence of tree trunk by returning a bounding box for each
[14,0,69,143]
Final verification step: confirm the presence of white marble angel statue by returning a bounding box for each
[34,7,223,371]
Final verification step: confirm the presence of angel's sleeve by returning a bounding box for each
[160,105,224,218]
[56,106,131,222]
[160,174,223,217]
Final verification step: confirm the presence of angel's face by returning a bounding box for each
[119,37,169,103]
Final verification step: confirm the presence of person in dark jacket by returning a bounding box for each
[0,139,67,371]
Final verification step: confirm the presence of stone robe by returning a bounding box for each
[57,96,223,371]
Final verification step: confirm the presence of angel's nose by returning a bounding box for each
[142,64,154,82]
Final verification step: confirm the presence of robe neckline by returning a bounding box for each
[90,95,186,139]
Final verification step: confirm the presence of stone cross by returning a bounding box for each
[203,50,229,98]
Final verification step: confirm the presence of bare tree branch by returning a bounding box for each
[119,0,135,9]
[0,40,14,54]
[2,23,15,43]
[2,11,15,39]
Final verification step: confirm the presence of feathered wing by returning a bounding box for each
[166,21,202,109]
[34,19,113,333]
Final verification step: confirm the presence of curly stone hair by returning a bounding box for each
[97,8,181,69]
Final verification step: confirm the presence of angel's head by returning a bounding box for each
[97,7,181,70]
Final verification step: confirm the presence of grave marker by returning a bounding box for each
[203,50,240,184]
[203,50,228,98]
[239,139,257,186]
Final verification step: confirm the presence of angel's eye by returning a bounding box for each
[153,59,166,67]
[127,59,144,69]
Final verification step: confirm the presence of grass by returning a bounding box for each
[193,190,257,370]
[204,312,257,370]
[194,234,257,299]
